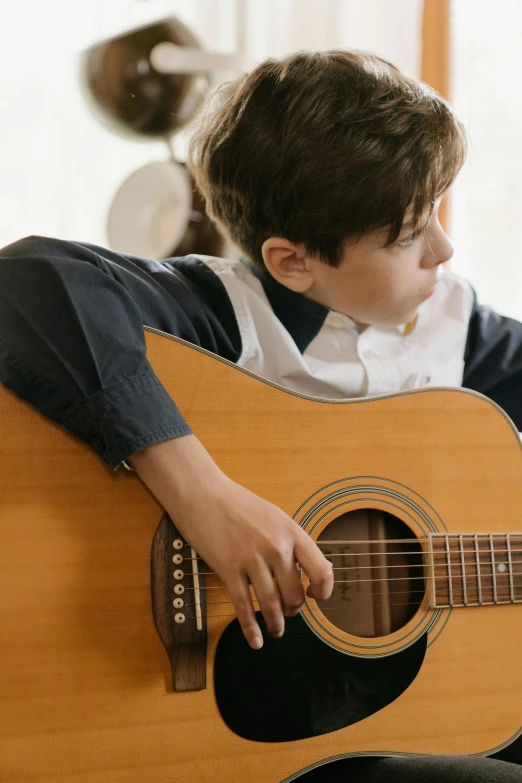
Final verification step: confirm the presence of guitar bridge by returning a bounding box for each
[150,513,208,691]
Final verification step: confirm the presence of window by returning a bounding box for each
[451,0,522,319]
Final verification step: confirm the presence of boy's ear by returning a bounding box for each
[261,237,314,293]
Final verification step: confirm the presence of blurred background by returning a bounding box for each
[0,0,518,317]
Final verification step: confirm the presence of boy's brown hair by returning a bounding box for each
[188,50,467,268]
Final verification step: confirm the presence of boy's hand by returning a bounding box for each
[130,435,334,650]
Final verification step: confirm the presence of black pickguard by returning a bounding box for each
[214,613,426,743]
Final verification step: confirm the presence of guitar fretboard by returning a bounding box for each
[431,533,522,607]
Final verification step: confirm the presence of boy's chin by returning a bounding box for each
[353,306,419,329]
[377,307,418,328]
[400,307,419,326]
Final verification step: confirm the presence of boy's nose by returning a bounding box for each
[422,228,454,268]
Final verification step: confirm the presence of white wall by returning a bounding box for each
[0,0,423,249]
[451,0,522,318]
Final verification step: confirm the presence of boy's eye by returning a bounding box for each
[397,235,414,247]
[397,233,416,248]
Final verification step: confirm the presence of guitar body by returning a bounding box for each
[1,330,522,782]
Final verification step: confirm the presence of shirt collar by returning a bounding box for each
[241,259,417,350]
[242,260,329,354]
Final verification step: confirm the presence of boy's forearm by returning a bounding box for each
[129,434,226,513]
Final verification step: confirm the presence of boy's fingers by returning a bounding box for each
[249,566,285,638]
[228,578,264,650]
[272,560,305,616]
[294,531,334,601]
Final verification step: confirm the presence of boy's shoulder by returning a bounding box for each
[170,253,267,302]
[176,253,256,281]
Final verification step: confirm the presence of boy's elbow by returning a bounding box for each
[0,234,63,261]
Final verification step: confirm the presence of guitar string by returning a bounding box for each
[176,585,492,608]
[176,537,522,549]
[317,546,522,556]
[174,582,516,613]
[179,586,427,605]
[191,562,425,571]
[181,556,521,573]
[175,588,517,616]
[182,545,522,565]
[175,572,522,590]
[179,555,522,580]
[182,599,516,619]
[173,577,514,611]
[315,538,522,545]
[183,599,519,619]
[172,541,521,603]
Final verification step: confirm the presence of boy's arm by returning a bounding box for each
[463,295,522,429]
[0,235,333,648]
[0,235,242,469]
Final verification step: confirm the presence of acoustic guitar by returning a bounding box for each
[1,328,522,782]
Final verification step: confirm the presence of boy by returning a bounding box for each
[1,50,522,782]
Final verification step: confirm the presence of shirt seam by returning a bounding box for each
[65,373,163,430]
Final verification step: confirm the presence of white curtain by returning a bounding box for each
[450,0,522,319]
[0,0,423,249]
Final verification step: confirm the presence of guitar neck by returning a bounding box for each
[431,533,522,607]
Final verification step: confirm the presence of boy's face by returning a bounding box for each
[307,203,453,327]
[263,202,453,328]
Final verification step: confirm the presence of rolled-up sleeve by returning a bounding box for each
[0,235,241,469]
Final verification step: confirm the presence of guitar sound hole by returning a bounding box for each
[317,509,425,638]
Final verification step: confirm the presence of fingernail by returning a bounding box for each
[251,636,263,650]
[270,630,284,639]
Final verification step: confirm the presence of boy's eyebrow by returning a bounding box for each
[400,220,415,232]
[400,216,430,235]
[400,217,423,232]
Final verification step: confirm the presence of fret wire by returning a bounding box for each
[507,534,515,602]
[430,554,522,568]
[434,598,522,608]
[489,534,498,603]
[432,589,512,606]
[428,531,437,608]
[459,534,468,606]
[433,544,516,609]
[431,550,521,559]
[444,534,453,607]
[474,534,483,605]
[426,596,519,609]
